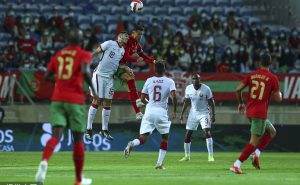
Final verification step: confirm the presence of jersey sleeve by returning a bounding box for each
[184,86,189,99]
[170,79,176,92]
[241,74,249,85]
[206,86,213,99]
[47,56,56,71]
[272,75,280,92]
[81,51,92,64]
[142,79,150,94]
[100,41,111,51]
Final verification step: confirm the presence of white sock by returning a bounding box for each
[184,142,191,157]
[102,108,111,130]
[234,160,242,168]
[255,149,261,157]
[157,149,167,166]
[87,106,98,130]
[132,139,140,147]
[206,137,213,157]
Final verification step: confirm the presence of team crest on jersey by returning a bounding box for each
[109,51,115,58]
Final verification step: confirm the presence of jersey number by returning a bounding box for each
[58,56,74,80]
[153,85,162,102]
[250,80,265,100]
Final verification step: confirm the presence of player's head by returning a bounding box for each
[191,73,201,86]
[259,51,272,67]
[132,23,144,41]
[154,61,165,76]
[117,31,129,46]
[67,28,83,46]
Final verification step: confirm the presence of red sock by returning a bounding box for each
[73,142,85,182]
[257,134,273,151]
[127,79,141,113]
[160,141,168,150]
[238,144,255,162]
[42,137,59,162]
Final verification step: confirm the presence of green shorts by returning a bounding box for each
[50,101,87,132]
[249,118,267,136]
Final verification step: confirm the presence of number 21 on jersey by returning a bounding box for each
[57,56,74,80]
[250,80,265,100]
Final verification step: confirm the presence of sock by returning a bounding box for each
[206,137,213,157]
[238,144,256,163]
[102,107,111,130]
[132,138,141,146]
[184,142,191,157]
[255,149,261,157]
[157,141,168,165]
[127,79,141,113]
[73,142,84,183]
[42,137,59,162]
[257,134,273,152]
[87,104,98,130]
[234,160,242,168]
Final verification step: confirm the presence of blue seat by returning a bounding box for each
[163,16,177,25]
[175,0,189,6]
[224,7,237,15]
[105,0,120,6]
[231,0,244,6]
[107,24,117,33]
[91,15,105,24]
[203,0,216,6]
[216,0,230,6]
[160,0,174,6]
[111,6,126,14]
[239,6,252,16]
[168,7,183,16]
[211,7,225,15]
[154,7,168,16]
[77,15,91,24]
[97,5,113,15]
[188,0,203,6]
[145,0,160,6]
[183,7,196,16]
[105,15,119,24]
[141,6,155,15]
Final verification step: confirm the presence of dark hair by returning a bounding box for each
[260,51,272,67]
[67,28,83,45]
[118,31,129,36]
[155,62,165,75]
[133,23,144,32]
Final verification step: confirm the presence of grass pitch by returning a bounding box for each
[0,152,299,185]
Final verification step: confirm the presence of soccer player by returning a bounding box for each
[178,74,216,162]
[35,28,98,185]
[86,32,129,141]
[230,51,282,174]
[117,23,157,120]
[123,62,177,170]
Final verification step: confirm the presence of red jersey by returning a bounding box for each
[47,45,92,104]
[121,35,154,64]
[242,68,280,119]
[18,39,36,54]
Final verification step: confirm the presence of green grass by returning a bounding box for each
[0,152,299,185]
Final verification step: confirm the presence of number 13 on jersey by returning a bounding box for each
[58,56,74,80]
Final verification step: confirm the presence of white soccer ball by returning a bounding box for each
[130,0,143,13]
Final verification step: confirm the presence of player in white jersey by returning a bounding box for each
[123,62,177,170]
[85,32,129,141]
[179,74,216,162]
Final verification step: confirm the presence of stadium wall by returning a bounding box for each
[0,123,299,152]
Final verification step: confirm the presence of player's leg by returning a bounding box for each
[99,98,114,141]
[179,130,193,162]
[231,118,265,174]
[119,67,143,119]
[124,133,149,158]
[179,113,198,161]
[86,73,102,141]
[155,133,168,170]
[251,119,276,169]
[68,103,92,185]
[199,114,214,161]
[35,102,66,183]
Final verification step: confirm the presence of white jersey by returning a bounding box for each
[185,84,213,114]
[142,76,176,110]
[94,40,125,77]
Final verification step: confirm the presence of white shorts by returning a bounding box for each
[140,108,171,135]
[90,73,114,99]
[186,112,211,130]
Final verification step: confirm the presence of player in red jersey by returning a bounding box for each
[35,28,98,185]
[230,51,282,174]
[117,24,156,120]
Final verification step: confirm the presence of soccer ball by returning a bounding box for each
[130,0,143,13]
